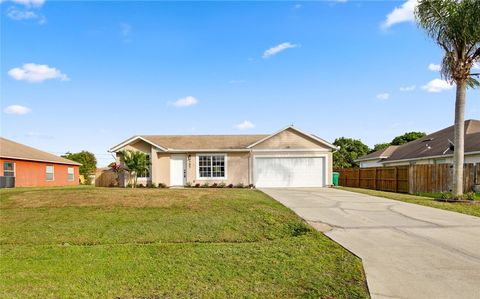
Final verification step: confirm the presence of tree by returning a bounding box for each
[391,132,426,145]
[333,137,370,169]
[415,0,480,197]
[371,143,391,153]
[62,151,97,184]
[120,150,150,187]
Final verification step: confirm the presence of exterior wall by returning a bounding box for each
[187,152,250,186]
[0,158,79,187]
[252,128,331,150]
[153,152,171,186]
[359,160,384,168]
[252,151,333,186]
[383,154,480,167]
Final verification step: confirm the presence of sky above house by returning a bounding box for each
[1,0,479,166]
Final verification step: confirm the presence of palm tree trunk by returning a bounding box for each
[452,80,466,198]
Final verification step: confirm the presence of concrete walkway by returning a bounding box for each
[261,187,480,299]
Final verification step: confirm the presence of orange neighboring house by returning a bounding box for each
[0,137,81,188]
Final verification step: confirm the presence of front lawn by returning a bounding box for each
[0,187,368,298]
[339,187,480,218]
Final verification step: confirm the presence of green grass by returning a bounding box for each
[0,187,368,298]
[339,187,480,218]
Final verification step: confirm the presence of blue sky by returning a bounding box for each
[1,0,479,166]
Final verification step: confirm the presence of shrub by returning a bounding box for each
[234,183,244,188]
[149,183,157,188]
[210,183,218,188]
[465,192,476,201]
[218,182,226,188]
[440,192,452,200]
[227,184,234,188]
[248,184,255,189]
[126,183,133,188]
[158,183,167,188]
[195,183,201,188]
[201,182,210,188]
[136,183,145,188]
[185,182,192,188]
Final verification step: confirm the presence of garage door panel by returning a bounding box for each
[254,157,325,187]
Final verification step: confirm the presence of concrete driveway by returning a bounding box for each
[261,187,480,299]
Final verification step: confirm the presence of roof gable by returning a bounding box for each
[356,145,399,162]
[247,126,337,150]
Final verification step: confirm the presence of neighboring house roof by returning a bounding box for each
[382,119,480,163]
[0,137,81,166]
[356,145,400,162]
[109,126,337,152]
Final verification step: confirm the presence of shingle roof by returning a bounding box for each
[382,119,480,162]
[0,137,81,166]
[356,145,400,162]
[141,135,269,150]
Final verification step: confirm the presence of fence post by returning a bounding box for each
[373,168,377,190]
[356,168,360,188]
[394,167,398,193]
[408,165,414,194]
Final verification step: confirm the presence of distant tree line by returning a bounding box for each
[333,131,426,169]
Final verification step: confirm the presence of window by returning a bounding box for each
[67,167,74,181]
[46,165,54,181]
[137,155,150,178]
[198,155,226,179]
[3,162,15,177]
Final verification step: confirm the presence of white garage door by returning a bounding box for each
[254,156,326,187]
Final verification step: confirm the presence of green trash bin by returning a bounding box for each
[332,172,339,187]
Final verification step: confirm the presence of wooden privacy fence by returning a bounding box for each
[95,169,119,187]
[336,163,479,194]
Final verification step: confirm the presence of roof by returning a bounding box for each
[356,145,400,162]
[382,119,480,163]
[0,137,81,166]
[110,126,337,152]
[141,134,269,150]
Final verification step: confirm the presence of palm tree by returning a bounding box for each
[120,150,151,187]
[415,0,480,198]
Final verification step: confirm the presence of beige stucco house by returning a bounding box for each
[109,126,337,188]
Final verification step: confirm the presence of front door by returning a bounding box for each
[170,155,186,186]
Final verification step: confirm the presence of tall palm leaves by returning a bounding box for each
[415,0,480,197]
[120,150,151,187]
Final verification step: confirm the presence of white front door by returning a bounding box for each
[254,156,326,187]
[170,155,186,186]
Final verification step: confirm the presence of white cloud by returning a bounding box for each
[293,4,302,9]
[6,6,45,23]
[382,0,418,29]
[8,63,69,82]
[235,120,255,130]
[263,42,299,58]
[376,93,390,100]
[422,79,454,92]
[428,63,441,71]
[8,0,44,7]
[172,96,198,107]
[4,105,31,115]
[400,85,416,92]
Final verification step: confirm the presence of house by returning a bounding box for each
[0,137,81,187]
[109,126,337,188]
[357,119,480,168]
[356,145,399,168]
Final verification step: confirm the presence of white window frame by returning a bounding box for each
[137,154,151,178]
[67,167,74,181]
[196,153,227,180]
[46,165,54,181]
[3,161,15,177]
